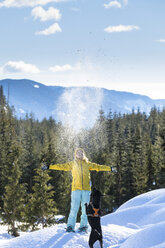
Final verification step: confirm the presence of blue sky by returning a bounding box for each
[0,0,165,99]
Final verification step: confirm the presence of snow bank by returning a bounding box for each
[102,188,165,227]
[121,222,165,248]
[118,188,165,210]
[1,188,165,248]
[102,188,165,248]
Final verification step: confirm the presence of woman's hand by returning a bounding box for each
[41,164,49,170]
[111,166,117,172]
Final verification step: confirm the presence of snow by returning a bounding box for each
[34,85,40,88]
[1,188,165,248]
[54,215,65,222]
[19,108,25,114]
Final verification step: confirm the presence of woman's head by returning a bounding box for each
[75,148,88,162]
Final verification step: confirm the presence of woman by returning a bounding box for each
[49,148,112,232]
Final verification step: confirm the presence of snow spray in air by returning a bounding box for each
[54,87,103,160]
[56,87,103,131]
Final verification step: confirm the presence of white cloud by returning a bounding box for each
[32,6,61,22]
[2,61,40,73]
[104,24,140,33]
[0,0,66,8]
[36,22,62,35]
[49,63,80,73]
[157,39,165,43]
[104,1,121,9]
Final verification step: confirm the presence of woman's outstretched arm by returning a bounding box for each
[49,161,73,171]
[88,161,111,172]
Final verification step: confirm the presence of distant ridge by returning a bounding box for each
[0,79,165,128]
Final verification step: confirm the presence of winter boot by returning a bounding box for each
[78,226,88,233]
[66,226,75,232]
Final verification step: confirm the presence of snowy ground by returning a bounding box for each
[1,188,165,248]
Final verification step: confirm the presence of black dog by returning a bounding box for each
[85,188,103,248]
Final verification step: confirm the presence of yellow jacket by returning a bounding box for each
[49,159,111,191]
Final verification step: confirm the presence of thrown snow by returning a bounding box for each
[19,108,25,114]
[1,189,165,248]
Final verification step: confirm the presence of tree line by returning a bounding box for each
[0,86,165,236]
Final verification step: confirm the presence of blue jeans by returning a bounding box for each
[67,190,90,229]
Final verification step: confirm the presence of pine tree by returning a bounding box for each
[0,86,7,204]
[106,110,115,158]
[155,110,165,187]
[40,120,71,219]
[112,116,128,207]
[2,157,26,237]
[20,114,41,192]
[132,125,147,195]
[25,167,57,230]
[120,123,135,202]
[90,109,108,183]
[150,136,163,188]
[0,86,19,208]
[148,107,160,145]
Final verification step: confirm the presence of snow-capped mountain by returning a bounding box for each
[0,79,165,127]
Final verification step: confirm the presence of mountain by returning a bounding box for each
[0,79,165,128]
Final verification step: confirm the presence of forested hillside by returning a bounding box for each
[0,85,165,236]
[1,79,165,127]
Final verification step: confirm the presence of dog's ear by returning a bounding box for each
[94,189,102,198]
[90,187,96,197]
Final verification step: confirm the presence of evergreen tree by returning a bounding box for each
[155,110,165,187]
[105,110,115,158]
[148,107,160,144]
[25,167,57,230]
[120,124,135,202]
[20,114,41,192]
[144,134,157,190]
[132,126,147,195]
[0,86,19,208]
[90,109,108,187]
[152,136,164,187]
[41,120,72,219]
[2,157,26,237]
[112,116,127,207]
